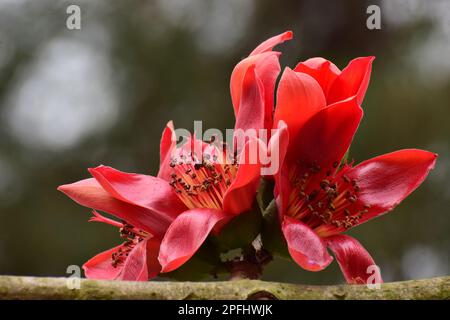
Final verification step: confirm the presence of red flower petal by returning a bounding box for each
[89,165,185,222]
[233,64,265,132]
[223,138,263,215]
[315,150,436,237]
[347,149,437,223]
[327,56,375,105]
[258,54,282,132]
[231,31,292,131]
[282,216,333,271]
[274,166,292,219]
[84,238,162,281]
[159,121,175,168]
[158,208,228,273]
[249,30,293,56]
[118,239,150,281]
[157,121,176,181]
[286,96,363,178]
[269,121,291,214]
[294,57,340,98]
[145,237,164,280]
[267,120,289,175]
[83,245,124,280]
[230,51,281,130]
[274,67,326,141]
[326,234,383,285]
[58,178,169,237]
[118,238,162,281]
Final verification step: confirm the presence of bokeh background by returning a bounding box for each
[0,0,448,284]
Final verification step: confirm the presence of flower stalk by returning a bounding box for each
[227,247,273,280]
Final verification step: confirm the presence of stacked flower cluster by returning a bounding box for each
[58,31,436,284]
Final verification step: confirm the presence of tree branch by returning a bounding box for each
[0,275,448,300]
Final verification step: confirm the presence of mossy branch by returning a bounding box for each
[0,275,448,300]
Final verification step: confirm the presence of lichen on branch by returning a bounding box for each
[0,275,448,300]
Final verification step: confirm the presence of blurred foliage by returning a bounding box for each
[0,0,448,284]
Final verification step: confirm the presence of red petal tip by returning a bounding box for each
[283,30,294,39]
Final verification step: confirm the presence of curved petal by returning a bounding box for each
[83,245,123,280]
[328,56,375,105]
[58,178,169,237]
[282,216,333,271]
[119,238,162,281]
[158,121,176,181]
[158,208,228,273]
[118,239,149,281]
[315,150,437,237]
[223,138,263,215]
[89,165,185,221]
[349,149,436,222]
[230,51,280,129]
[160,121,175,167]
[273,67,326,141]
[230,30,292,126]
[234,64,265,132]
[286,96,363,178]
[274,162,293,219]
[145,237,164,280]
[269,121,291,215]
[294,57,340,97]
[326,235,383,285]
[249,30,293,56]
[258,54,282,131]
[266,120,289,176]
[84,239,162,281]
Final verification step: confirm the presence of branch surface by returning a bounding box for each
[0,275,448,300]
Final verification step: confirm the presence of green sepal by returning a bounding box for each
[261,199,291,259]
[256,177,275,212]
[341,148,350,166]
[211,201,262,252]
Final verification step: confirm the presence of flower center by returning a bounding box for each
[287,160,369,234]
[169,150,238,210]
[111,222,149,268]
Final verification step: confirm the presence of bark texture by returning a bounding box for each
[0,275,448,300]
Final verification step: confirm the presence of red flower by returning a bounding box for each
[57,162,185,281]
[229,31,436,284]
[58,122,263,280]
[157,124,263,273]
[269,44,436,284]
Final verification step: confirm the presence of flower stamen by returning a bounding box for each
[111,222,149,268]
[169,150,238,210]
[287,160,366,233]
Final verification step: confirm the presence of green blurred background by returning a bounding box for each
[0,0,448,284]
